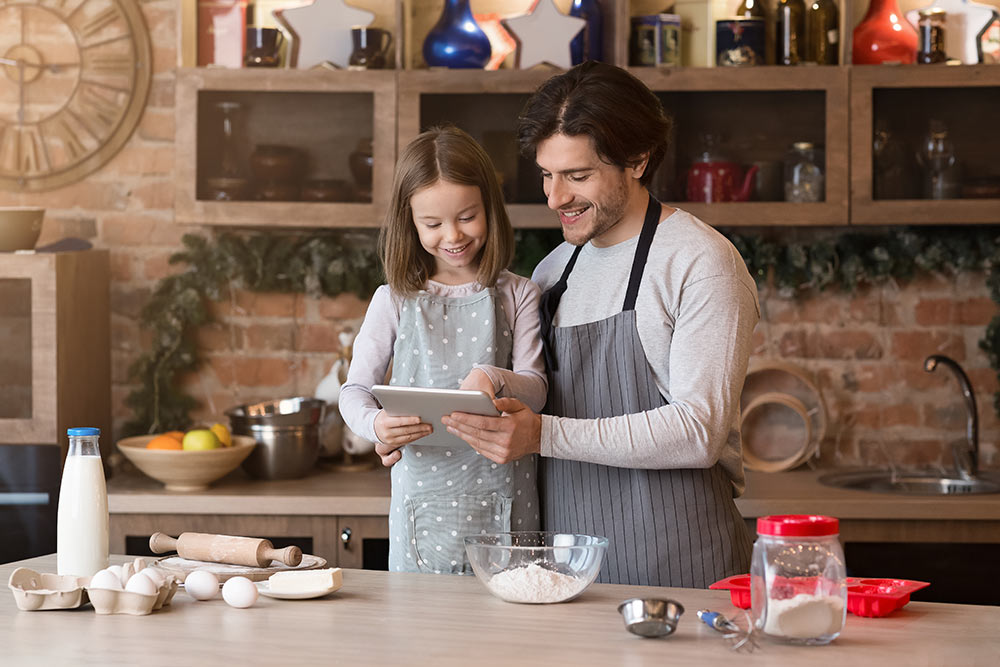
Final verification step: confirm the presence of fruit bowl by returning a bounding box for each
[0,207,44,252]
[464,532,608,604]
[116,434,256,491]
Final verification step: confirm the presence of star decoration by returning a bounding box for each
[273,0,375,69]
[502,0,586,70]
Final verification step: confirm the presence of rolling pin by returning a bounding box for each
[149,532,302,567]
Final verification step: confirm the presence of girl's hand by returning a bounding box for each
[459,368,496,398]
[373,410,432,467]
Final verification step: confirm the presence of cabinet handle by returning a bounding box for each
[341,527,352,549]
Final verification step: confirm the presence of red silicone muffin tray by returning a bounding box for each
[709,575,931,617]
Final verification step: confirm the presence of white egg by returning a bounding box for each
[106,565,123,583]
[125,573,158,596]
[222,576,258,609]
[89,569,123,591]
[184,570,220,601]
[136,567,166,587]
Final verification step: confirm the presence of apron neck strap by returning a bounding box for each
[622,193,662,312]
[538,192,662,370]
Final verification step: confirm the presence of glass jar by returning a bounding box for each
[784,142,824,202]
[916,120,961,199]
[917,9,947,64]
[751,515,847,645]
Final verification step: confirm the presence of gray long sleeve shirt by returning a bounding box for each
[531,208,759,495]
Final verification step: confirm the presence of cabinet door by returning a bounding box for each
[336,515,389,570]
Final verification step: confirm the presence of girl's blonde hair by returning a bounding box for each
[380,126,514,295]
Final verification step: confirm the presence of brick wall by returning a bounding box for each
[2,2,996,470]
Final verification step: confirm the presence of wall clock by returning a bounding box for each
[0,0,152,191]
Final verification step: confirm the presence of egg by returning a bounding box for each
[89,568,123,591]
[105,565,124,584]
[136,567,166,588]
[222,576,258,609]
[184,570,220,600]
[125,573,158,596]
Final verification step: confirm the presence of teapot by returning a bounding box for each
[685,134,758,203]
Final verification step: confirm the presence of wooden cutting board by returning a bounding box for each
[151,553,327,582]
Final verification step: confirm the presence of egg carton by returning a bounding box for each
[9,558,178,615]
[8,568,89,611]
[86,558,179,616]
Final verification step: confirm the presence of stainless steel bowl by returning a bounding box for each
[226,397,325,480]
[618,598,685,638]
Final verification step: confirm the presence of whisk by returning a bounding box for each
[697,609,760,652]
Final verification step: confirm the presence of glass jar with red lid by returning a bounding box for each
[750,514,847,645]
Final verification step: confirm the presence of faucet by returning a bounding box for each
[924,355,978,479]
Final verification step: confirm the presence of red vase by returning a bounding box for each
[852,0,918,64]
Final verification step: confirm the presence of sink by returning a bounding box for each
[818,470,1000,495]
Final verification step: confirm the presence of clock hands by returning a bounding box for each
[0,55,81,73]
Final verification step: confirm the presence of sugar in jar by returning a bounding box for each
[750,514,846,645]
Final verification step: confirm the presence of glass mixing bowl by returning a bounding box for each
[464,532,608,604]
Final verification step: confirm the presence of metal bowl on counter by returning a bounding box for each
[464,531,608,604]
[226,397,325,480]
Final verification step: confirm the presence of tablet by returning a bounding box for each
[371,385,499,448]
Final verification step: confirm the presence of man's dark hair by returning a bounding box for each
[517,61,673,187]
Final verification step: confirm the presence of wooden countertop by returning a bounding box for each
[108,464,1000,521]
[4,554,998,666]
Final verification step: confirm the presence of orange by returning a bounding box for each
[164,430,185,442]
[147,435,183,450]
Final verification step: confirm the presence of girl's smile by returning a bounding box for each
[411,179,488,283]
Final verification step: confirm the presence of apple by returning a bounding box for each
[182,429,221,451]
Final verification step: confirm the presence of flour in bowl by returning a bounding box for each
[487,562,588,603]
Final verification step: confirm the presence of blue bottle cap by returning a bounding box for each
[67,427,101,437]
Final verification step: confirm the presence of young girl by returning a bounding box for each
[339,127,547,574]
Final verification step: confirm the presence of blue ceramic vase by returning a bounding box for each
[423,0,491,69]
[570,0,603,65]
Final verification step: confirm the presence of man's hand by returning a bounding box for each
[441,397,541,464]
[373,410,431,467]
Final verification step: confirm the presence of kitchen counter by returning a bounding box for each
[3,554,998,666]
[108,465,1000,522]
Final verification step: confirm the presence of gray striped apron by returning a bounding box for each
[538,194,752,588]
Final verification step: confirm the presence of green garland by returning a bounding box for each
[125,226,1000,436]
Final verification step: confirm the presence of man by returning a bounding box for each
[385,62,759,588]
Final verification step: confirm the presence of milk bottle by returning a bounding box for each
[57,427,109,577]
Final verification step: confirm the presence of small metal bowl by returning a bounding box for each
[618,598,685,638]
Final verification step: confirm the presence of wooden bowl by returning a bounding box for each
[0,207,44,252]
[116,434,256,491]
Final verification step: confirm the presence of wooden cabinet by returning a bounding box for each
[173,4,1000,230]
[110,512,389,569]
[0,251,110,457]
[850,65,1000,225]
[175,68,396,228]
